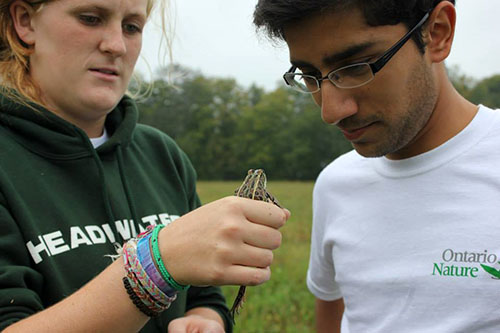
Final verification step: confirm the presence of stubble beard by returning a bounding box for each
[370,59,438,158]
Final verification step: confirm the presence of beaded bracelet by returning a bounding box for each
[124,240,177,306]
[151,225,190,291]
[122,276,157,317]
[122,239,176,316]
[123,241,163,316]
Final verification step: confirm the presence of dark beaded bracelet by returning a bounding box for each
[122,277,158,317]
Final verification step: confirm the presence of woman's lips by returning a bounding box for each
[89,68,119,82]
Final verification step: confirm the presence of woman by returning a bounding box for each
[0,0,289,332]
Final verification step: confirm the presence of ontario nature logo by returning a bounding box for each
[481,262,500,280]
[432,248,500,279]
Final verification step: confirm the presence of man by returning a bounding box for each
[254,1,500,332]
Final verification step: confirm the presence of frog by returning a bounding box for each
[229,169,282,322]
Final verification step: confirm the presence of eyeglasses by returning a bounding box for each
[283,10,432,93]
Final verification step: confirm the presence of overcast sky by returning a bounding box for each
[138,1,500,91]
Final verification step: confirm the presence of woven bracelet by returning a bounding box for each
[122,239,175,316]
[137,233,177,297]
[123,242,165,314]
[124,241,176,306]
[125,268,167,314]
[151,225,190,291]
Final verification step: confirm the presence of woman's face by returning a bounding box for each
[17,0,148,135]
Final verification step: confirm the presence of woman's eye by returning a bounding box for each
[123,24,142,34]
[79,15,101,25]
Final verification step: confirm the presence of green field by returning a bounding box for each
[196,180,316,333]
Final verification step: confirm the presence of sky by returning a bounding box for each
[138,0,500,91]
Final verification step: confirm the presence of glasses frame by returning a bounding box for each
[283,10,432,93]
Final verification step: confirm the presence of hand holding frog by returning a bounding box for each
[157,174,289,288]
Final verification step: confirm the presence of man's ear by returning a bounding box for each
[425,1,456,63]
[9,1,37,46]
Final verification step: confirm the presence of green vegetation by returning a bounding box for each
[448,65,500,107]
[197,180,316,332]
[133,64,500,329]
[135,65,352,181]
[135,65,500,181]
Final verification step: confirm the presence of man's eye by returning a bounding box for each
[298,68,320,78]
[341,65,370,77]
[302,76,318,85]
[79,15,101,25]
[303,72,319,78]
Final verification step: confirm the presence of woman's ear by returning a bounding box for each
[9,1,37,46]
[425,1,456,63]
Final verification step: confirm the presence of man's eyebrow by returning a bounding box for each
[322,41,377,67]
[290,41,379,70]
[290,59,316,69]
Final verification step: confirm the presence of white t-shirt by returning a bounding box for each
[308,105,500,332]
[89,128,109,148]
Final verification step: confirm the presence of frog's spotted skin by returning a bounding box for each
[229,169,281,322]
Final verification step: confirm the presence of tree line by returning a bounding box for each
[135,65,500,180]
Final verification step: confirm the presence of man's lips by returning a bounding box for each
[339,123,375,141]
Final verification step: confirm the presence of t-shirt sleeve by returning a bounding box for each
[0,197,44,330]
[306,178,343,301]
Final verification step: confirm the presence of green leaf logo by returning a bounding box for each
[480,263,500,280]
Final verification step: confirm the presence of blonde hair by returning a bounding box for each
[0,0,171,109]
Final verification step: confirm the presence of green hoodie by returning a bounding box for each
[0,95,232,332]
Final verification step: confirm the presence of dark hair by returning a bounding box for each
[253,0,456,53]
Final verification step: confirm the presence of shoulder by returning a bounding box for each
[316,149,371,189]
[468,105,500,151]
[131,123,198,182]
[133,123,177,146]
[479,104,500,131]
[132,124,188,161]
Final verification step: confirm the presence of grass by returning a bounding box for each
[196,180,316,333]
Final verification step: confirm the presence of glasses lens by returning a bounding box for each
[284,73,319,93]
[329,63,374,88]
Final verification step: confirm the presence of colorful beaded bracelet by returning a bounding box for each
[123,276,157,317]
[122,238,176,316]
[124,240,177,306]
[123,242,163,316]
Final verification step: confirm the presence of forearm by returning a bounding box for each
[4,259,149,333]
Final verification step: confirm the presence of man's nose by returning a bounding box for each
[317,81,358,125]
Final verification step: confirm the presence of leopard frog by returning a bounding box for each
[229,169,282,322]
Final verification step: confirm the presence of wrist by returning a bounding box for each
[151,225,190,291]
[157,223,189,286]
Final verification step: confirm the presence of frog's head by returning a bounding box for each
[235,169,267,199]
[248,169,266,186]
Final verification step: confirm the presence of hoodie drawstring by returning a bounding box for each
[117,144,165,331]
[87,143,119,239]
[117,145,141,230]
